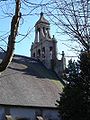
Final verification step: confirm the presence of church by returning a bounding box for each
[0,13,65,120]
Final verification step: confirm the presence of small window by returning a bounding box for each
[33,53,35,57]
[42,47,45,58]
[50,46,52,51]
[37,28,40,42]
[49,46,53,60]
[38,49,41,57]
[42,47,45,53]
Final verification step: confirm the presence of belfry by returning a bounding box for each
[34,12,51,42]
[31,12,66,77]
[31,12,57,69]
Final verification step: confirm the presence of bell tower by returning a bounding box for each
[34,12,51,43]
[31,12,57,69]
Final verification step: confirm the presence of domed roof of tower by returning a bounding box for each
[35,12,50,25]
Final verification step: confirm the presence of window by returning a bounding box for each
[37,28,40,42]
[49,47,53,60]
[50,46,52,51]
[33,53,35,57]
[37,49,41,58]
[42,47,45,58]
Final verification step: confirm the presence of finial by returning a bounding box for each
[62,51,65,57]
[53,35,55,38]
[40,12,43,17]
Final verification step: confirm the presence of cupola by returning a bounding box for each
[34,12,51,43]
[31,12,58,69]
[35,12,50,25]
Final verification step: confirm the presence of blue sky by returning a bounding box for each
[0,0,79,64]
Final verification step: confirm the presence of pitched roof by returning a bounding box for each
[0,54,63,108]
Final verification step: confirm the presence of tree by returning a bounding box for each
[45,0,90,52]
[49,0,90,119]
[56,52,90,120]
[64,59,79,83]
[0,0,49,72]
[0,0,21,72]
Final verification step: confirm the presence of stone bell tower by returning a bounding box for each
[31,12,57,69]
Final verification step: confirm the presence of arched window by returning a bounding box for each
[50,46,52,51]
[42,47,45,58]
[33,53,35,57]
[49,46,53,60]
[37,49,41,58]
[37,28,40,42]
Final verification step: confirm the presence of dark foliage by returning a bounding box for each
[64,59,79,83]
[57,52,90,120]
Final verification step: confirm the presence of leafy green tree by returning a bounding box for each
[56,52,90,120]
[64,59,79,83]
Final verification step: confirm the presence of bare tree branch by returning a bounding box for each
[0,0,21,72]
[45,0,90,51]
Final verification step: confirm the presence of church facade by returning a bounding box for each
[31,12,66,77]
[0,13,65,120]
[0,53,63,120]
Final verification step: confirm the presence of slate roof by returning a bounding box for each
[0,54,63,108]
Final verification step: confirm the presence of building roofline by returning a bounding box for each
[0,104,58,110]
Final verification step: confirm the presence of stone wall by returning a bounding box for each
[0,106,61,120]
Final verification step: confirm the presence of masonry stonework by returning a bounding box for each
[31,12,66,77]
